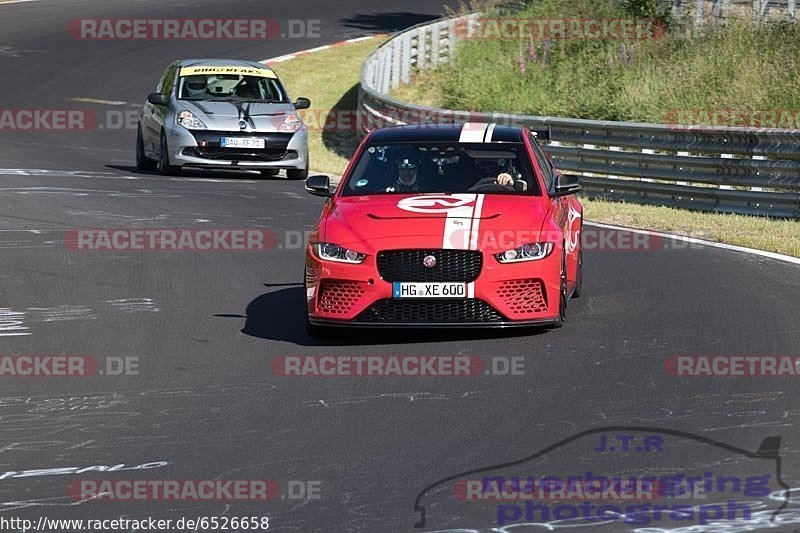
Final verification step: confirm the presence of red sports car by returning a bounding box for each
[303,123,583,337]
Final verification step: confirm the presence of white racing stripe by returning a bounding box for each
[441,194,477,250]
[468,194,485,250]
[483,123,496,142]
[459,123,488,143]
[441,194,485,251]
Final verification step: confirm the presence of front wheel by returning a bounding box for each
[157,131,180,176]
[572,249,583,299]
[287,167,308,180]
[552,252,568,328]
[135,126,157,171]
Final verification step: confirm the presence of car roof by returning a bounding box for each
[367,123,526,144]
[176,58,274,71]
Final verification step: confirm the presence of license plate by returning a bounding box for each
[220,137,265,149]
[392,282,466,298]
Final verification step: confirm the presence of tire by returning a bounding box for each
[286,167,308,180]
[260,169,280,177]
[572,249,583,299]
[552,252,568,328]
[157,131,180,176]
[135,126,157,172]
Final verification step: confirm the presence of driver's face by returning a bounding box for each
[398,167,417,184]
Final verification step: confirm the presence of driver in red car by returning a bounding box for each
[474,167,528,192]
[391,157,421,192]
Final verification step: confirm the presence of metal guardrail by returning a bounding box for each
[357,15,800,218]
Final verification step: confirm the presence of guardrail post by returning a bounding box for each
[677,151,689,186]
[447,19,457,61]
[751,154,764,191]
[401,30,413,85]
[391,39,401,89]
[381,47,392,94]
[417,26,427,72]
[608,146,621,179]
[719,153,733,189]
[430,22,441,68]
[641,148,655,181]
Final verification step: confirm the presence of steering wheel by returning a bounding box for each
[467,177,515,193]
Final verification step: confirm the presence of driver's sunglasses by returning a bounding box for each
[398,162,417,170]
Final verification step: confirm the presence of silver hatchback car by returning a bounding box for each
[136,59,310,178]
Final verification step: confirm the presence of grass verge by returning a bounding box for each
[396,0,800,122]
[269,38,385,174]
[271,36,800,258]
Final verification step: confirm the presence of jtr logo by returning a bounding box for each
[397,194,476,213]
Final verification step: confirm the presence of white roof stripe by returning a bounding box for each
[459,123,489,143]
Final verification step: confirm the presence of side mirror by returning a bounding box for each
[293,97,311,110]
[551,174,581,197]
[305,175,332,197]
[147,92,169,106]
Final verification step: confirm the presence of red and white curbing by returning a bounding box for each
[260,34,385,65]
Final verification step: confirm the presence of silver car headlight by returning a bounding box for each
[313,243,366,264]
[494,242,554,263]
[278,113,302,133]
[176,110,207,130]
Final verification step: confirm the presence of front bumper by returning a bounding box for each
[305,247,563,327]
[166,126,308,170]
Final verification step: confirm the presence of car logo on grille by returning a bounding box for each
[423,255,437,268]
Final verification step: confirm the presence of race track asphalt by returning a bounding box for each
[0,1,798,531]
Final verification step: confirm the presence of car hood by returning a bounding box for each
[322,193,551,253]
[178,100,296,132]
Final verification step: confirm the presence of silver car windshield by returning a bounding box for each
[177,74,288,103]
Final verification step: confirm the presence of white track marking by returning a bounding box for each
[71,97,127,106]
[586,221,800,266]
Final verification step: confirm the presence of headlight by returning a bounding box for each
[278,113,302,132]
[312,243,366,264]
[494,242,554,263]
[176,110,206,130]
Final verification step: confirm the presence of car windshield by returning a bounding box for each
[177,74,288,103]
[340,142,540,196]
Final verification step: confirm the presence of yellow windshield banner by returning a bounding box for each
[179,66,276,78]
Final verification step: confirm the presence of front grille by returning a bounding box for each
[354,299,505,323]
[188,131,294,161]
[318,280,366,314]
[498,279,548,315]
[377,249,482,282]
[184,147,290,161]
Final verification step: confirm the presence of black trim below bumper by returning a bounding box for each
[307,317,560,329]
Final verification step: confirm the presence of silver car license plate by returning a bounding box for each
[221,137,265,149]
